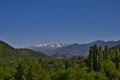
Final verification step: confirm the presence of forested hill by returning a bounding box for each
[0,41,120,80]
[0,41,47,58]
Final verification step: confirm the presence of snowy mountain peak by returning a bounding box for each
[34,43,68,48]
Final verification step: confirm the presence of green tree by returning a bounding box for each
[102,60,120,80]
[88,46,94,71]
[115,49,120,70]
[97,47,103,71]
[103,46,109,60]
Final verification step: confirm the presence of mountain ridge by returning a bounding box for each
[27,40,120,56]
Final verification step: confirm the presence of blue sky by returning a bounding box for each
[0,0,120,47]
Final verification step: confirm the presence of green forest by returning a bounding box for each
[0,41,120,80]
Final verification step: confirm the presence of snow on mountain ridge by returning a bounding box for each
[34,43,68,48]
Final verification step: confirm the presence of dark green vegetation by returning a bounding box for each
[0,41,47,58]
[0,41,120,80]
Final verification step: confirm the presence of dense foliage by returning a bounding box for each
[0,41,120,80]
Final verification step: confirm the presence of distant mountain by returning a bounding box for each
[28,40,120,56]
[52,40,120,56]
[28,43,69,55]
[0,41,47,58]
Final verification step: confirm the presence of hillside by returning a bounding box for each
[0,41,47,58]
[17,49,47,58]
[0,41,17,57]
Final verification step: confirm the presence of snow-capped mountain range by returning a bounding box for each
[28,43,69,55]
[27,40,120,56]
[34,43,68,48]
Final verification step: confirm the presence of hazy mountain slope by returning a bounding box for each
[53,40,120,56]
[109,44,120,50]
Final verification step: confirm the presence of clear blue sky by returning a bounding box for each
[0,0,120,47]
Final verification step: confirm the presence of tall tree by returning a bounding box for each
[97,47,103,71]
[115,49,120,70]
[103,46,109,60]
[88,46,94,71]
[93,45,99,71]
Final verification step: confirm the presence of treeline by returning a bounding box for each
[0,45,120,80]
